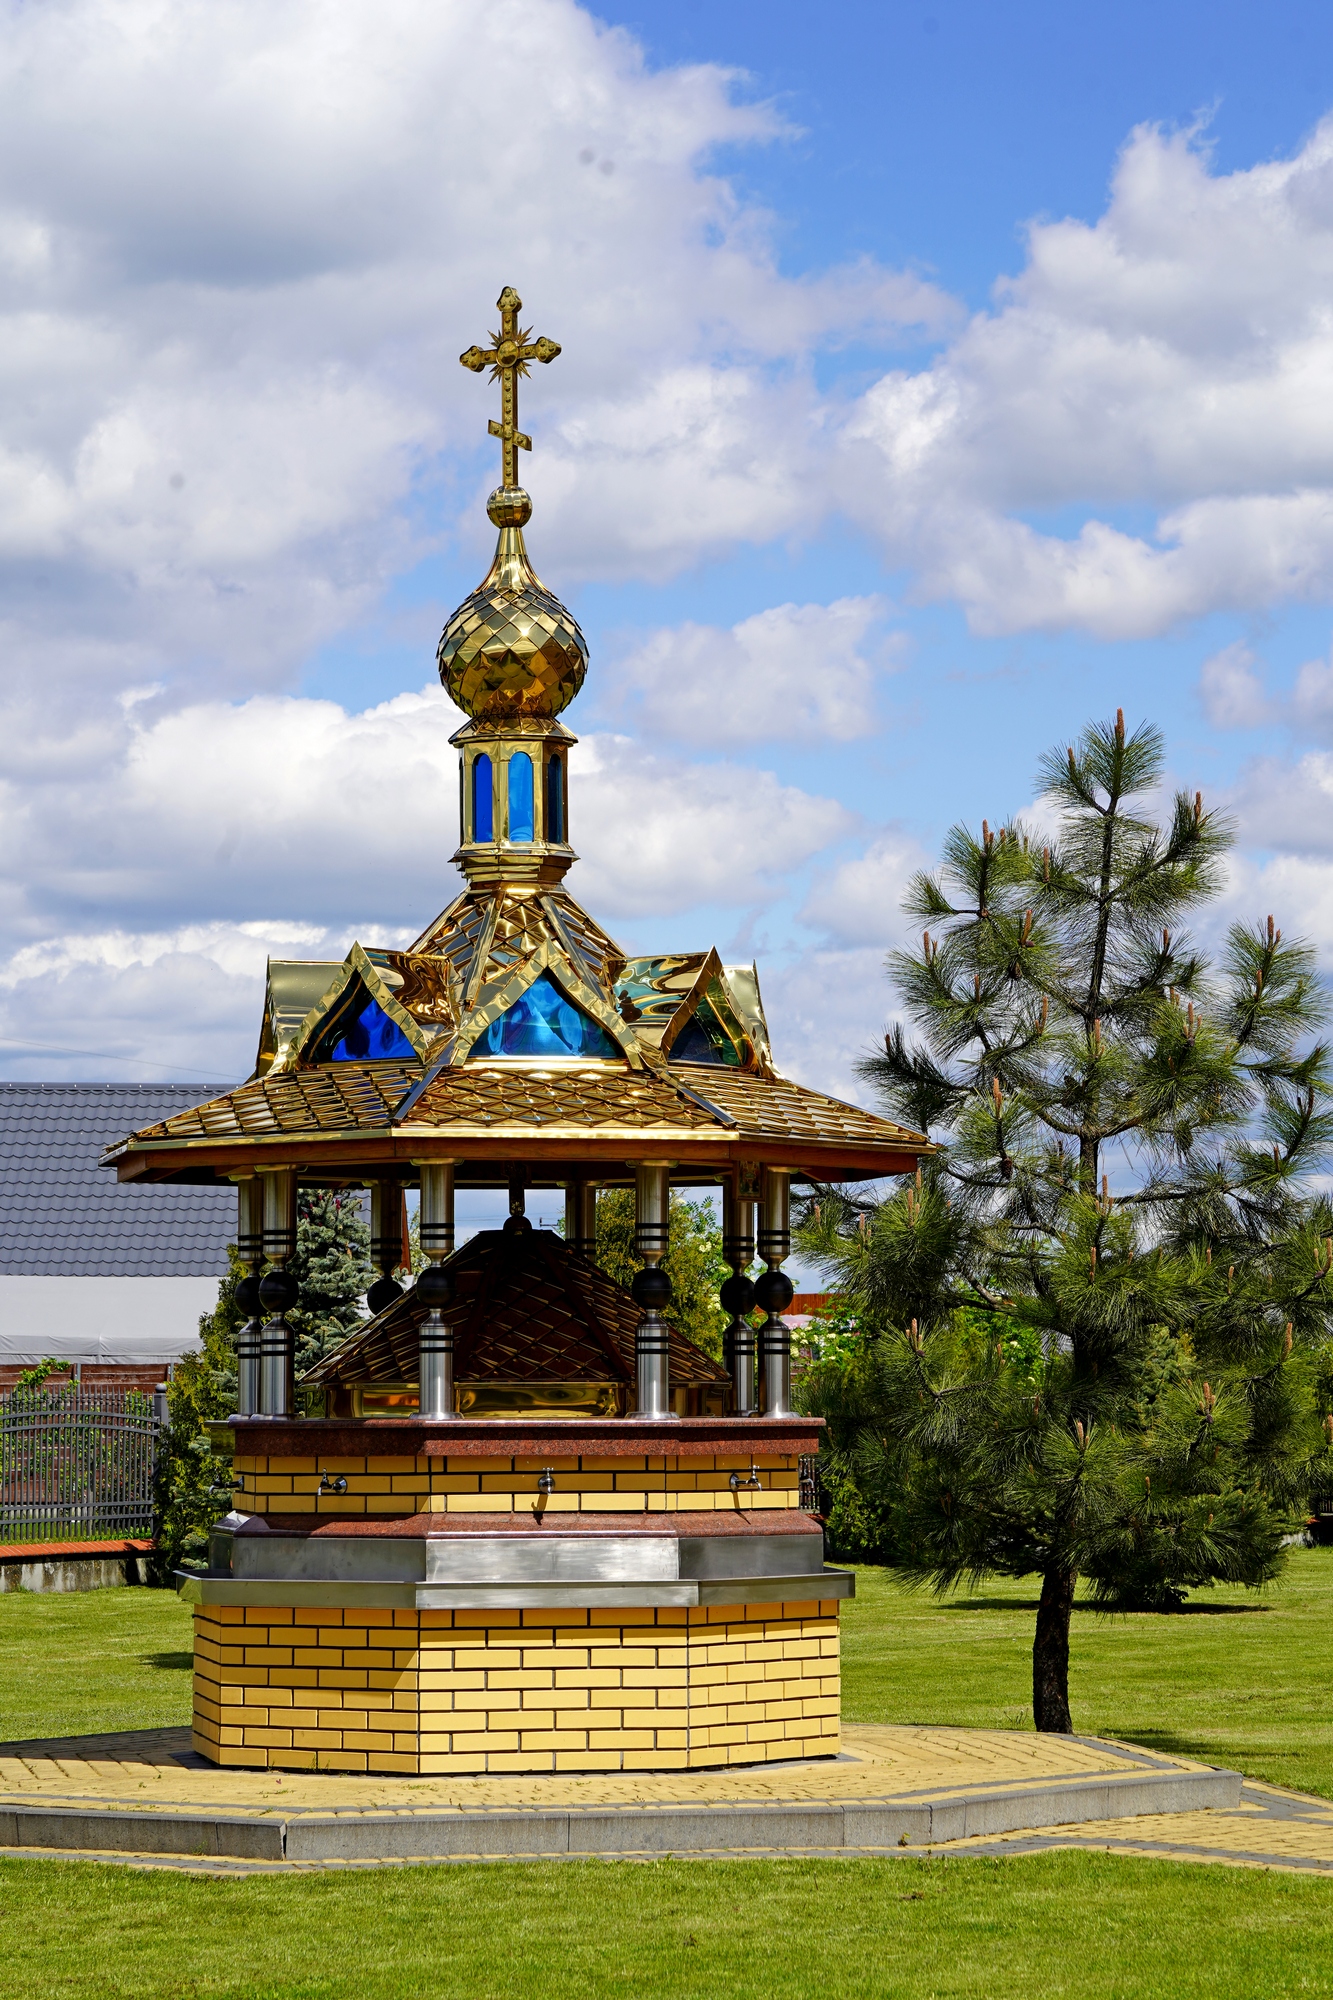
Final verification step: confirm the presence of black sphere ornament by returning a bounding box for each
[235,1274,263,1317]
[630,1265,674,1312]
[415,1265,456,1312]
[719,1273,756,1317]
[367,1276,405,1316]
[753,1268,794,1315]
[257,1268,299,1316]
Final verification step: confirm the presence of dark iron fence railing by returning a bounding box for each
[798,1453,826,1517]
[0,1390,162,1544]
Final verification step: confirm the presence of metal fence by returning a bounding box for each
[0,1389,162,1544]
[798,1453,826,1517]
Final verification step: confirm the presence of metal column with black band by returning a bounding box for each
[721,1177,758,1416]
[369,1182,406,1316]
[565,1178,598,1260]
[632,1162,672,1418]
[756,1166,795,1418]
[233,1176,264,1418]
[257,1168,298,1418]
[415,1162,457,1420]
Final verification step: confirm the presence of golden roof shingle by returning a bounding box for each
[117,1055,923,1157]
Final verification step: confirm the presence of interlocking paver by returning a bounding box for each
[0,1723,1209,1822]
[929,1780,1333,1875]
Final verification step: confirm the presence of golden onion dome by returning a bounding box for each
[438,486,588,722]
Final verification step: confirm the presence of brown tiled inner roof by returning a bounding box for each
[303,1223,728,1390]
[119,1057,924,1153]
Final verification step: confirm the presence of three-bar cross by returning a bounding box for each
[460,287,562,490]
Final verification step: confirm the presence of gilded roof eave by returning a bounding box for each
[102,1055,933,1184]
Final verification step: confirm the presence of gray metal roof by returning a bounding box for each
[0,1084,235,1276]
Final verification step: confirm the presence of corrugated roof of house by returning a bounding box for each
[0,1084,235,1276]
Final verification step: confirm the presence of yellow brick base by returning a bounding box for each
[192,1599,841,1774]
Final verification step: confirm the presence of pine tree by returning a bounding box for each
[591,1188,728,1360]
[800,711,1333,1731]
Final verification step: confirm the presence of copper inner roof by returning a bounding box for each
[302,1222,729,1392]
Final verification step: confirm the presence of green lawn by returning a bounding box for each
[841,1546,1333,1800]
[0,1583,192,1742]
[2,1851,1333,1999]
[5,1559,1333,1996]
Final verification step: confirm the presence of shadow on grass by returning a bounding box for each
[139,1651,192,1670]
[1106,1728,1306,1769]
[940,1599,1272,1617]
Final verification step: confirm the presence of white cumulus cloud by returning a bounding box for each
[1199,640,1271,729]
[603,596,897,746]
[0,0,953,716]
[0,682,852,1076]
[800,830,927,948]
[848,118,1333,637]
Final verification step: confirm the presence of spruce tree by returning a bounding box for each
[289,1187,373,1376]
[801,711,1333,1731]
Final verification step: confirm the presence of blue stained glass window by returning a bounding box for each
[669,1007,741,1066]
[507,752,534,841]
[547,755,564,842]
[472,971,620,1059]
[328,994,417,1062]
[472,753,493,842]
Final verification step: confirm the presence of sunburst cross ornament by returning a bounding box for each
[460,285,562,490]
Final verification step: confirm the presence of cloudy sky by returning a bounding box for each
[4,0,1333,1127]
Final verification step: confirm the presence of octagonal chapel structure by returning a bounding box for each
[105,288,929,1776]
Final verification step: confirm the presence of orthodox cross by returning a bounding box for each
[460,287,561,490]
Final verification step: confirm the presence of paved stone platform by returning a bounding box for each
[927,1779,1333,1876]
[0,1723,1238,1866]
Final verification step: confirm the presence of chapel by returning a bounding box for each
[105,288,928,1775]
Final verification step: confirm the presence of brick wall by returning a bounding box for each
[234,1450,804,1517]
[192,1599,840,1775]
[0,1362,163,1394]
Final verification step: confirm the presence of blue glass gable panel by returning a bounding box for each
[327,994,417,1062]
[507,752,534,841]
[472,971,620,1060]
[668,1007,741,1066]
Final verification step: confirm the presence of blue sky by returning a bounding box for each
[1,0,1333,1205]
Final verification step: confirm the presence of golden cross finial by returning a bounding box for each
[460,286,561,490]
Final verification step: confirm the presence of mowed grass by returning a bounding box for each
[2,1851,1333,2000]
[0,1582,192,1741]
[6,1558,1333,1994]
[841,1545,1333,1800]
